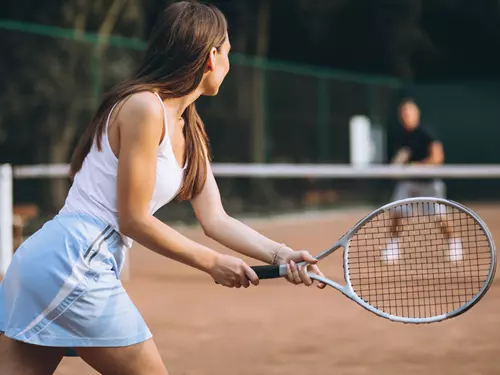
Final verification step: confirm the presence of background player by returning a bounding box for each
[381,98,463,263]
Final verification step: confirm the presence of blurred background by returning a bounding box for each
[2,2,500,374]
[1,0,500,234]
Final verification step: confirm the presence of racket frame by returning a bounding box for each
[254,197,497,324]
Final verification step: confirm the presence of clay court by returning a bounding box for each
[47,204,500,375]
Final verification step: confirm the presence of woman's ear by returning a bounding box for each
[205,47,218,72]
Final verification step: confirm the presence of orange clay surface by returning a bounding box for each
[45,204,500,374]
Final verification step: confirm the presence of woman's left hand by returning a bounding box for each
[280,250,327,289]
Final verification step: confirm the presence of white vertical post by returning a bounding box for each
[0,164,13,277]
[349,115,373,167]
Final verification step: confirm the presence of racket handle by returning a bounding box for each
[251,265,283,279]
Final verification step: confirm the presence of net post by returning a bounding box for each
[349,115,374,167]
[0,164,13,277]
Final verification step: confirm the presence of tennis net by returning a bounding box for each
[2,162,500,277]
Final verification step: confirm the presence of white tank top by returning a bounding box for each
[60,92,186,248]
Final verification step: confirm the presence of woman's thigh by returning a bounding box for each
[76,338,169,375]
[0,333,64,375]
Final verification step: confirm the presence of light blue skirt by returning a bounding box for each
[0,212,152,350]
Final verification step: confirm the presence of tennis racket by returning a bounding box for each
[251,197,496,324]
[391,147,411,165]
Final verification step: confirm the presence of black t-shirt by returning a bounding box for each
[396,125,437,163]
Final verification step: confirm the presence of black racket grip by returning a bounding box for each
[251,265,282,279]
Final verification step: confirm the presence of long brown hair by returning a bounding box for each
[70,0,227,201]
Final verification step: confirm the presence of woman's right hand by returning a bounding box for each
[209,254,259,288]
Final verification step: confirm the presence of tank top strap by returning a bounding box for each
[104,101,120,136]
[103,92,169,149]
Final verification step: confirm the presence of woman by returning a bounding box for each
[0,2,325,374]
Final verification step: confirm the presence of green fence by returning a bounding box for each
[0,19,402,166]
[2,19,500,226]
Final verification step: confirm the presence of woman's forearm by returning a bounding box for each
[121,215,220,274]
[204,215,294,264]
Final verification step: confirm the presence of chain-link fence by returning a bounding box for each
[2,20,500,232]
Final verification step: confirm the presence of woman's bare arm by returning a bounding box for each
[115,93,221,274]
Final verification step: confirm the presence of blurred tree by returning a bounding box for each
[266,0,500,80]
[1,0,500,212]
[269,0,436,79]
[252,0,270,164]
[0,0,147,210]
[419,0,500,80]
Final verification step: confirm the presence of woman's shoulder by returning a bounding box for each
[113,91,166,145]
[117,91,164,124]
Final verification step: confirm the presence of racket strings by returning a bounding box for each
[347,201,492,319]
